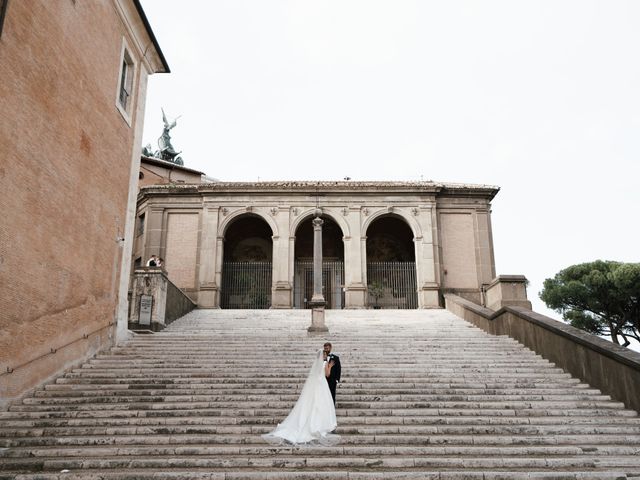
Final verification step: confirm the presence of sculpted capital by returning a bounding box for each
[312,217,324,230]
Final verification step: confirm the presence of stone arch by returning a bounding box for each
[364,211,419,309]
[219,208,278,239]
[362,208,421,240]
[289,208,350,239]
[219,212,274,309]
[291,210,347,310]
[365,214,416,262]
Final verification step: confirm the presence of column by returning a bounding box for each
[308,214,328,332]
[310,216,325,306]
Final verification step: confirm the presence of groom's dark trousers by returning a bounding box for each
[326,354,341,405]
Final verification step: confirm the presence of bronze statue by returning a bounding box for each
[144,108,184,165]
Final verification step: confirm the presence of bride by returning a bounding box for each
[262,349,339,445]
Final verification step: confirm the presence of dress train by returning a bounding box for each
[262,350,339,445]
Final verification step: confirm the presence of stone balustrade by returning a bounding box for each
[128,267,195,331]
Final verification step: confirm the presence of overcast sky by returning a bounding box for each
[139,1,639,338]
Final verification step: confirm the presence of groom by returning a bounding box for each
[323,342,341,405]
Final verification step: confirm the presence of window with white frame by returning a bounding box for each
[116,39,136,126]
[118,49,134,113]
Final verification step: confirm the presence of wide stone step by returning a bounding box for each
[6,408,634,420]
[0,470,632,480]
[0,408,640,424]
[49,380,589,391]
[3,454,640,471]
[31,392,612,404]
[3,415,639,429]
[59,371,577,381]
[25,391,614,403]
[88,364,557,372]
[4,433,640,448]
[55,376,583,387]
[4,424,640,439]
[85,361,557,369]
[10,400,625,413]
[42,383,600,394]
[4,444,640,458]
[1,453,640,478]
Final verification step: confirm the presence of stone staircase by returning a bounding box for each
[1,309,640,479]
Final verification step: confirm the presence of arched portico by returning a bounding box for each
[292,214,345,309]
[219,208,279,239]
[289,208,350,239]
[361,209,420,240]
[220,214,273,309]
[364,214,418,309]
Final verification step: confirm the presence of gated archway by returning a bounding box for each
[293,215,345,309]
[365,215,418,309]
[220,214,273,309]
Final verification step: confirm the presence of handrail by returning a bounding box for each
[1,322,115,376]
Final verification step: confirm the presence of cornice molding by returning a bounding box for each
[112,0,169,74]
[139,180,499,200]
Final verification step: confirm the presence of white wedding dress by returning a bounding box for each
[262,349,339,445]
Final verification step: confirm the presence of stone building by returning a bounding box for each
[134,181,498,310]
[0,0,168,407]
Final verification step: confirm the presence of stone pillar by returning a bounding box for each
[197,207,219,307]
[308,215,328,332]
[484,275,532,311]
[310,216,325,305]
[144,208,165,260]
[343,211,366,309]
[415,204,440,308]
[213,236,224,308]
[128,267,168,331]
[271,211,293,308]
[474,208,497,285]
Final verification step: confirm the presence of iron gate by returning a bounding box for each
[221,261,272,309]
[293,261,345,309]
[367,261,417,309]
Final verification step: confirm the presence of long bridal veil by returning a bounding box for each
[262,349,339,445]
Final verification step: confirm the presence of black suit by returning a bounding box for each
[326,353,341,405]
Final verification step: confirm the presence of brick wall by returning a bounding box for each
[439,213,478,288]
[0,1,153,406]
[165,213,200,289]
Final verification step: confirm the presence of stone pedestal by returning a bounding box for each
[129,267,168,331]
[197,283,219,308]
[308,307,329,333]
[419,282,441,308]
[484,275,532,311]
[345,283,367,309]
[271,281,292,309]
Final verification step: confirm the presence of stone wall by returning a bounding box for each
[445,294,640,413]
[0,0,166,408]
